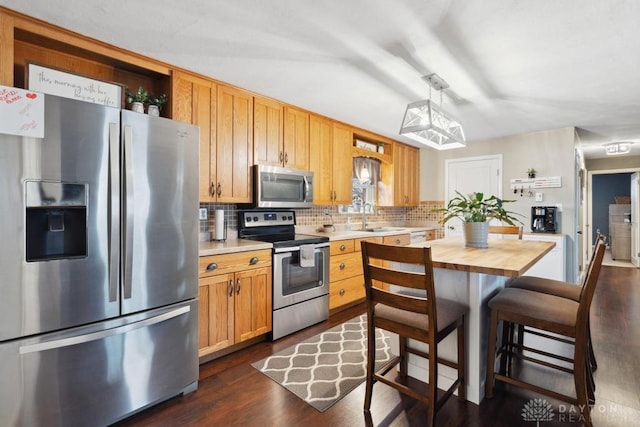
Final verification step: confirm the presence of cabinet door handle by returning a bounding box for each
[340,244,346,251]
[279,152,284,163]
[249,257,259,265]
[339,289,345,296]
[206,262,218,271]
[210,182,215,197]
[339,262,345,270]
[216,182,222,197]
[228,280,234,297]
[236,279,241,294]
[284,152,289,164]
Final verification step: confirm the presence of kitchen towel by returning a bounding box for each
[299,244,315,267]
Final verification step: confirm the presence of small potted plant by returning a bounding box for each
[125,86,148,113]
[435,191,522,248]
[147,93,168,116]
[527,168,537,179]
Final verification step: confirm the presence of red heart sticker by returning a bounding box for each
[26,93,37,99]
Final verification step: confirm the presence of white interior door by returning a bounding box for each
[444,155,502,237]
[631,172,639,267]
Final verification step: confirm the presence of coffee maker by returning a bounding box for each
[531,206,557,233]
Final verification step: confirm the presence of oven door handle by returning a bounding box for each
[273,242,330,253]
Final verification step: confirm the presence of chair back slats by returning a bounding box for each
[488,225,523,239]
[577,240,606,322]
[361,242,438,331]
[367,265,429,290]
[371,287,429,314]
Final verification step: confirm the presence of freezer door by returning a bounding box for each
[121,111,199,314]
[0,95,120,342]
[0,299,198,427]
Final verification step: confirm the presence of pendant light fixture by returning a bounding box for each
[399,74,466,150]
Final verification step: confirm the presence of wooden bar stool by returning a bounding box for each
[361,242,467,427]
[485,240,605,427]
[506,232,605,374]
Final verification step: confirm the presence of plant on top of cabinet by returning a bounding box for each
[147,93,168,116]
[125,86,148,113]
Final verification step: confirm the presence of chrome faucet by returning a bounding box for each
[361,202,372,230]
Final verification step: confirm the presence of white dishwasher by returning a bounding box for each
[410,230,427,244]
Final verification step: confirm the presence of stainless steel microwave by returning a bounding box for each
[253,164,314,208]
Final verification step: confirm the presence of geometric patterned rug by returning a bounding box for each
[251,315,395,412]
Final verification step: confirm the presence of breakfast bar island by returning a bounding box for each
[389,237,556,404]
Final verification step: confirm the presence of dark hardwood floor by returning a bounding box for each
[116,266,640,426]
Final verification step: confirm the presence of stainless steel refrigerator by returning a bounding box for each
[0,94,199,426]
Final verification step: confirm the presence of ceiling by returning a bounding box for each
[3,0,640,159]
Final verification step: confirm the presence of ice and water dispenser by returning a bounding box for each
[25,181,88,261]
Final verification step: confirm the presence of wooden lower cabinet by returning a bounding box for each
[329,236,382,312]
[198,250,272,358]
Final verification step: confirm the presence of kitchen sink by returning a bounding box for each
[362,227,404,232]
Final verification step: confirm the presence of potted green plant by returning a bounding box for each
[436,191,522,248]
[147,93,168,116]
[125,86,148,113]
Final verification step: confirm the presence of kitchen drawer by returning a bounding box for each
[199,249,272,278]
[329,275,366,310]
[383,233,410,246]
[426,230,436,241]
[330,239,355,255]
[330,251,363,281]
[354,236,383,252]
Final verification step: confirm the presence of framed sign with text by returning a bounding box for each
[27,63,123,108]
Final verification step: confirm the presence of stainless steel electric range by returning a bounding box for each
[238,210,329,340]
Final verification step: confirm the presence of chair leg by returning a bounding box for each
[399,336,408,376]
[485,309,499,399]
[427,339,437,427]
[364,318,376,412]
[457,316,466,401]
[574,338,593,427]
[587,317,597,372]
[498,320,511,376]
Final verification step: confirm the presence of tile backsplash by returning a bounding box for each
[199,201,446,239]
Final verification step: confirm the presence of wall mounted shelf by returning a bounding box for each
[510,176,562,190]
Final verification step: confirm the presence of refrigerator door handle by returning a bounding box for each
[123,125,135,299]
[19,305,191,354]
[108,122,120,302]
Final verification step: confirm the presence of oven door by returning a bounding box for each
[273,244,329,310]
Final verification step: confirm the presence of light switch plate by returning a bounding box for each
[199,208,208,220]
[535,192,543,202]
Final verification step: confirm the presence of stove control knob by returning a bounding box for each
[253,216,259,222]
[246,217,252,222]
[282,215,287,221]
[287,215,293,220]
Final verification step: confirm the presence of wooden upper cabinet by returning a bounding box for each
[253,96,284,167]
[283,106,309,170]
[216,84,253,203]
[309,117,353,205]
[172,70,217,203]
[393,143,419,206]
[332,123,354,205]
[309,114,334,205]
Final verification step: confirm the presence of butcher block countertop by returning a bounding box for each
[408,237,555,278]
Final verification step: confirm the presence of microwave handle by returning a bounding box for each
[303,176,310,201]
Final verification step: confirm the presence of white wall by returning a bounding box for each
[419,127,577,281]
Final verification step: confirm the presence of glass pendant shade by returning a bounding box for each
[399,99,466,150]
